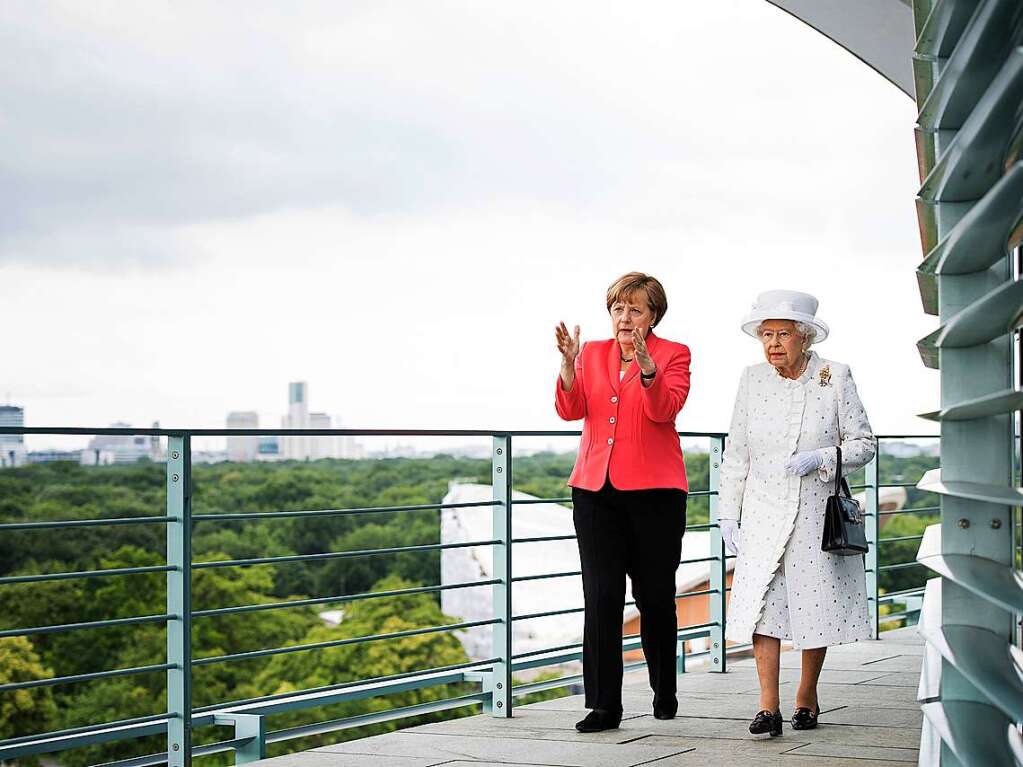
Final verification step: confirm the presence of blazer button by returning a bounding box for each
[610,396,618,404]
[609,417,616,424]
[607,437,614,445]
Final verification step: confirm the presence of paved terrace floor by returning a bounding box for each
[251,626,923,767]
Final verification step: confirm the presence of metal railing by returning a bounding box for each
[0,427,936,766]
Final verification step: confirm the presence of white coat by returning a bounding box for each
[719,352,876,649]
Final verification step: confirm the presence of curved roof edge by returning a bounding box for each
[765,0,916,98]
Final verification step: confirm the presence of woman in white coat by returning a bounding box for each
[718,290,875,738]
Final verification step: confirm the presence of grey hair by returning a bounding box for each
[756,321,816,353]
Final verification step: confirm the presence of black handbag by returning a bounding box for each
[822,446,868,555]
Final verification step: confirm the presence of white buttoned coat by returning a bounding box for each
[719,352,876,649]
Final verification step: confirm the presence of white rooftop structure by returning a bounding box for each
[440,483,736,661]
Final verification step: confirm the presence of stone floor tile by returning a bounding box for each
[784,742,919,762]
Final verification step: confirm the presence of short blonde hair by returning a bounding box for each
[606,272,668,327]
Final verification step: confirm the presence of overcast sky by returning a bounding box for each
[1,1,938,452]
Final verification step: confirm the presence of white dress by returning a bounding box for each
[718,352,876,649]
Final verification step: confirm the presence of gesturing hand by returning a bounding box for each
[555,322,581,368]
[785,450,824,477]
[631,328,655,376]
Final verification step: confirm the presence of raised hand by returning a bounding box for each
[555,322,581,367]
[631,328,655,376]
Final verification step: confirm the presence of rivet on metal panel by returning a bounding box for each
[497,701,503,708]
[713,447,719,453]
[172,744,180,752]
[496,467,503,474]
[172,474,180,482]
[957,519,970,529]
[496,448,503,455]
[713,463,719,469]
[713,658,719,664]
[991,519,1002,529]
[171,451,180,459]
[496,682,503,689]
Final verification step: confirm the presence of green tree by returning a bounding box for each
[0,637,58,740]
[252,576,473,757]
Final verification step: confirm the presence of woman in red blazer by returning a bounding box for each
[554,272,691,733]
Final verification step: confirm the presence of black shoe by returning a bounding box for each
[791,703,820,730]
[749,709,783,737]
[575,709,622,733]
[653,696,677,720]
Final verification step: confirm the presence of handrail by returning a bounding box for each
[0,429,937,766]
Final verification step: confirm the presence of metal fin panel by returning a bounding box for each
[919,48,1023,202]
[917,0,1023,130]
[917,327,941,368]
[916,522,1023,613]
[921,701,1018,766]
[917,579,1023,721]
[919,388,1023,421]
[917,469,1023,507]
[919,163,1023,276]
[933,279,1023,348]
[915,0,983,58]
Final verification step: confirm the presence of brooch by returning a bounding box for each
[818,366,831,387]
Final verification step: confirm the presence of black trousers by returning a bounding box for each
[572,481,687,713]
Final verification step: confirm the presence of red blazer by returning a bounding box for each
[554,331,691,491]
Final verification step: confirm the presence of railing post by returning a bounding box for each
[490,435,513,717]
[214,714,266,765]
[708,435,727,673]
[167,436,193,766]
[864,448,880,639]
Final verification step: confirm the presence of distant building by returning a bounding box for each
[86,422,163,464]
[282,381,310,460]
[28,449,83,464]
[308,412,334,460]
[226,411,259,462]
[0,405,28,468]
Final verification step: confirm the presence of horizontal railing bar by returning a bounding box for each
[511,497,571,505]
[93,737,251,767]
[511,570,581,583]
[881,610,922,623]
[879,586,926,601]
[193,499,499,523]
[685,490,716,497]
[0,516,174,531]
[881,481,934,488]
[192,658,499,714]
[878,561,928,571]
[879,534,927,544]
[678,555,718,565]
[0,613,175,639]
[0,663,175,693]
[511,624,714,662]
[509,592,714,623]
[192,619,500,667]
[512,534,576,544]
[0,714,171,749]
[266,692,488,744]
[512,673,583,696]
[192,539,500,570]
[0,565,174,586]
[0,427,931,438]
[193,579,499,619]
[512,606,583,621]
[687,523,717,531]
[880,506,941,516]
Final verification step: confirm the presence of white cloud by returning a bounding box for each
[0,0,938,447]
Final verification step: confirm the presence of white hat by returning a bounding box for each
[741,289,829,342]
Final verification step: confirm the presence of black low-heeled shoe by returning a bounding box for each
[791,703,820,730]
[575,709,622,733]
[653,695,677,720]
[749,709,783,737]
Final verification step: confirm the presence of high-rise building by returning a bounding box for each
[226,411,259,462]
[0,405,27,468]
[86,423,158,464]
[283,381,310,460]
[308,412,334,460]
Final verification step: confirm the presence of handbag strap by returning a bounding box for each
[834,445,843,496]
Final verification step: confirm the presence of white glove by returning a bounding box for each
[785,450,823,477]
[720,519,740,555]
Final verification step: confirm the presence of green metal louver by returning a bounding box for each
[911,0,1023,763]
